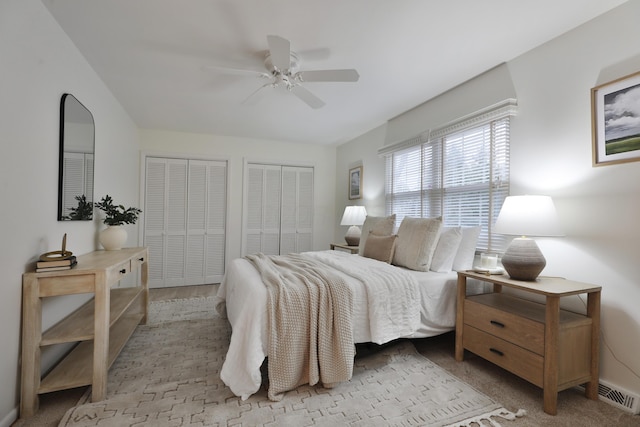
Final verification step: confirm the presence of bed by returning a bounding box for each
[214,215,483,401]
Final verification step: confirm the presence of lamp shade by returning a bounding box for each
[340,206,367,246]
[340,206,367,226]
[493,195,563,237]
[494,195,563,281]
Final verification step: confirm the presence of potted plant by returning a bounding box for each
[63,194,93,221]
[94,195,142,250]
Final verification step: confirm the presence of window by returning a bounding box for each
[380,100,516,252]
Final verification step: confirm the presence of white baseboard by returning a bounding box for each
[0,407,18,427]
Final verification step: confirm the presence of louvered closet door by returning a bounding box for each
[280,166,314,254]
[244,164,282,255]
[244,163,313,256]
[144,158,188,288]
[61,152,86,217]
[84,154,94,202]
[186,160,227,285]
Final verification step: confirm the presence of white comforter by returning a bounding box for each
[214,250,460,400]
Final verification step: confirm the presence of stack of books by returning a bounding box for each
[36,256,77,273]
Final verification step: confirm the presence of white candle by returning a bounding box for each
[481,253,498,269]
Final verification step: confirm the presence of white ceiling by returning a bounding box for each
[42,0,627,146]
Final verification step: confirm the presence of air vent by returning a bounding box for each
[577,380,640,414]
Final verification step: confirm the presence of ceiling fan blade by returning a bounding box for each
[266,35,291,71]
[298,69,360,82]
[203,64,270,78]
[241,82,273,105]
[290,85,325,109]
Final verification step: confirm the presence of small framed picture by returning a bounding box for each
[591,70,640,166]
[349,166,362,200]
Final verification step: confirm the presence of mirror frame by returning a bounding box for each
[57,93,95,221]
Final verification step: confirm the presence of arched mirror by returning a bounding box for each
[57,94,95,221]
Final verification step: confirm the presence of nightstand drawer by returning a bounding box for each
[464,295,544,355]
[464,324,543,387]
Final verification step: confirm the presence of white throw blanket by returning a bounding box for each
[245,253,355,401]
[303,251,421,344]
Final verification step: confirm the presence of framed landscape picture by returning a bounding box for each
[349,166,362,200]
[591,70,640,166]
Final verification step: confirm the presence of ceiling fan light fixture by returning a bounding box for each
[210,35,359,109]
[264,51,300,76]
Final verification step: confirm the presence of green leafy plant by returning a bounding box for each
[63,194,93,220]
[94,195,142,226]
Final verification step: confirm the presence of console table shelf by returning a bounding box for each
[41,287,143,345]
[38,313,143,394]
[20,247,148,418]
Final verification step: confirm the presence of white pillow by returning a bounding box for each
[392,216,442,271]
[358,214,396,255]
[451,226,481,271]
[430,227,463,273]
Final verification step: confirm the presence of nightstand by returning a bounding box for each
[330,243,359,254]
[455,271,601,415]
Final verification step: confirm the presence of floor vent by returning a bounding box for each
[577,381,640,414]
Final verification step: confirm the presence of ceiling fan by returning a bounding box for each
[206,35,359,109]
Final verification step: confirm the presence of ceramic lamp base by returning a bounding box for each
[501,237,546,281]
[344,225,362,246]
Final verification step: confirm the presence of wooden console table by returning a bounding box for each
[20,247,148,418]
[455,271,601,415]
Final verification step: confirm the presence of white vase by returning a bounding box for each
[99,225,128,250]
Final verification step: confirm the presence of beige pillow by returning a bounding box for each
[392,216,443,271]
[358,214,396,255]
[363,233,397,263]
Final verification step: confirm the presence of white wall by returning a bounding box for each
[334,124,387,241]
[0,2,335,421]
[138,129,337,262]
[336,0,640,399]
[0,0,140,424]
[506,0,640,395]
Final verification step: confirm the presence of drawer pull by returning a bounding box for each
[139,257,144,262]
[119,269,126,274]
[489,348,504,357]
[490,320,505,328]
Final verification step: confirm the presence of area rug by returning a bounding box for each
[59,297,524,426]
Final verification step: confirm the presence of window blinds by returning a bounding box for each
[381,99,515,252]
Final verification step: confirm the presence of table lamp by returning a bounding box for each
[493,195,563,281]
[341,206,367,246]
